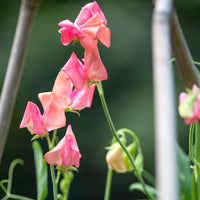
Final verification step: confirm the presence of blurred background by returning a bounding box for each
[0,0,200,199]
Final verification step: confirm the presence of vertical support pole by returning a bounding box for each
[0,0,41,163]
[152,0,178,199]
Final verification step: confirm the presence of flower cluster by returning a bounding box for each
[20,1,110,171]
[179,84,200,124]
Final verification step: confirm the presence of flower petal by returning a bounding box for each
[84,48,108,81]
[70,84,96,110]
[44,137,65,166]
[62,52,88,90]
[20,101,45,135]
[58,20,80,46]
[42,97,66,131]
[97,25,111,48]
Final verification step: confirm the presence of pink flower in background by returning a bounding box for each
[44,125,81,168]
[58,1,110,50]
[20,101,66,135]
[178,84,200,124]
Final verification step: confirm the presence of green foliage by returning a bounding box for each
[129,182,156,198]
[32,141,48,200]
[177,145,192,200]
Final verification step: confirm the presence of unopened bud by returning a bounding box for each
[106,143,127,173]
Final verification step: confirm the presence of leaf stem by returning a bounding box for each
[97,81,154,200]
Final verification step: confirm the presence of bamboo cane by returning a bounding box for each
[152,0,178,199]
[0,0,41,163]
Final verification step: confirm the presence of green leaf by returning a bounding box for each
[32,141,48,200]
[129,182,156,198]
[177,145,192,200]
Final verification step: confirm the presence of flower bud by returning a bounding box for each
[106,142,127,173]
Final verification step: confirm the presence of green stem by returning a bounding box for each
[97,81,154,200]
[189,124,200,167]
[46,134,58,200]
[5,194,35,200]
[46,134,52,149]
[50,165,58,200]
[104,168,113,200]
[56,170,61,184]
[52,129,57,148]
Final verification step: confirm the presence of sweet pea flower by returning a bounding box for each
[20,100,66,136]
[61,52,107,89]
[58,1,110,50]
[61,52,89,90]
[178,84,200,124]
[38,71,96,112]
[44,125,81,169]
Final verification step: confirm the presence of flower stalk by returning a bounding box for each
[97,81,154,200]
[104,168,113,200]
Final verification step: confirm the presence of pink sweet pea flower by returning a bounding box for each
[20,101,45,135]
[61,52,89,90]
[44,125,81,169]
[62,51,107,88]
[58,1,110,50]
[38,70,96,112]
[20,100,66,135]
